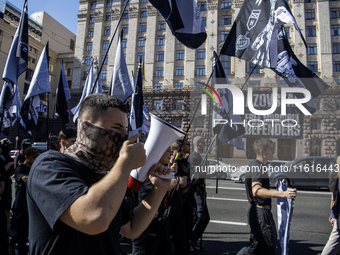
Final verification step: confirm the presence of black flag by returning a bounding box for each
[56,63,71,123]
[149,0,207,49]
[211,52,245,150]
[220,0,328,112]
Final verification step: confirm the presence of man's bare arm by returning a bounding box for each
[59,135,146,235]
[252,181,297,199]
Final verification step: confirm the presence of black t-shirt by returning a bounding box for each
[12,164,30,213]
[245,159,271,206]
[27,150,133,255]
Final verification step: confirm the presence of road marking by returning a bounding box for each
[210,220,247,226]
[206,186,331,195]
[206,186,245,190]
[208,197,248,202]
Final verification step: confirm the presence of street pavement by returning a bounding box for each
[121,178,332,255]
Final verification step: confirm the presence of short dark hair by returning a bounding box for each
[253,138,273,155]
[171,139,182,151]
[24,147,39,157]
[78,94,128,122]
[58,128,77,142]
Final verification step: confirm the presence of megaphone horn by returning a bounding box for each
[128,113,187,191]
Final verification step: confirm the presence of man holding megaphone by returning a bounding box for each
[26,94,172,255]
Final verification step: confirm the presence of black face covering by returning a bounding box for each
[65,120,128,173]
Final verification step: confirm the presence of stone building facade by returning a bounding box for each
[0,1,76,141]
[72,0,340,160]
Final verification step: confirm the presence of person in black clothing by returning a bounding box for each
[0,161,8,255]
[48,135,60,151]
[8,147,39,255]
[132,147,179,255]
[237,137,297,255]
[27,94,171,255]
[58,128,77,153]
[14,138,32,168]
[168,140,191,255]
[0,138,15,226]
[188,136,209,251]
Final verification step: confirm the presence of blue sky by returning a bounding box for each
[7,0,79,34]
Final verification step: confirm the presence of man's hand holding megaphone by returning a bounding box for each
[119,134,146,170]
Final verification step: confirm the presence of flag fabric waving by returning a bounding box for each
[0,81,15,110]
[110,34,133,102]
[56,62,71,123]
[21,43,51,131]
[71,63,103,122]
[9,84,22,126]
[129,61,144,136]
[277,179,295,255]
[149,0,207,49]
[220,0,328,114]
[2,0,28,85]
[211,52,245,150]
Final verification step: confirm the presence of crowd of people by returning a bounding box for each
[1,93,338,255]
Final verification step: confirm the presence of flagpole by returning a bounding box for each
[46,92,50,147]
[91,0,130,94]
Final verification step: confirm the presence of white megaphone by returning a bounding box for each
[128,113,187,191]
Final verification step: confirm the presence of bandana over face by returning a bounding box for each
[65,120,128,173]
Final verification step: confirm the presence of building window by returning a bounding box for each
[174,82,183,92]
[67,68,71,76]
[330,8,340,18]
[85,57,91,66]
[138,38,145,47]
[310,140,322,156]
[90,1,96,10]
[155,67,164,77]
[158,21,166,30]
[198,2,207,11]
[221,0,232,9]
[305,9,315,20]
[284,27,290,38]
[248,62,262,73]
[102,56,109,65]
[122,25,129,34]
[23,83,29,94]
[103,41,109,50]
[70,39,75,51]
[157,36,165,45]
[306,26,316,37]
[249,80,261,88]
[172,117,182,128]
[137,53,144,62]
[331,25,340,36]
[175,66,184,76]
[88,28,94,37]
[333,43,340,54]
[140,8,147,17]
[334,61,340,72]
[86,42,93,52]
[202,17,206,27]
[123,11,129,19]
[89,15,95,24]
[337,141,340,156]
[337,120,340,130]
[154,100,162,110]
[305,0,315,2]
[122,39,127,48]
[141,0,147,3]
[174,100,183,110]
[104,27,111,36]
[176,50,185,60]
[25,69,34,82]
[156,51,164,62]
[307,43,317,55]
[100,70,107,80]
[154,83,163,92]
[139,23,147,32]
[106,13,112,21]
[107,0,113,8]
[308,61,318,72]
[221,55,231,74]
[196,65,205,76]
[336,99,340,109]
[221,15,232,25]
[311,118,321,130]
[197,49,206,59]
[221,31,229,41]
